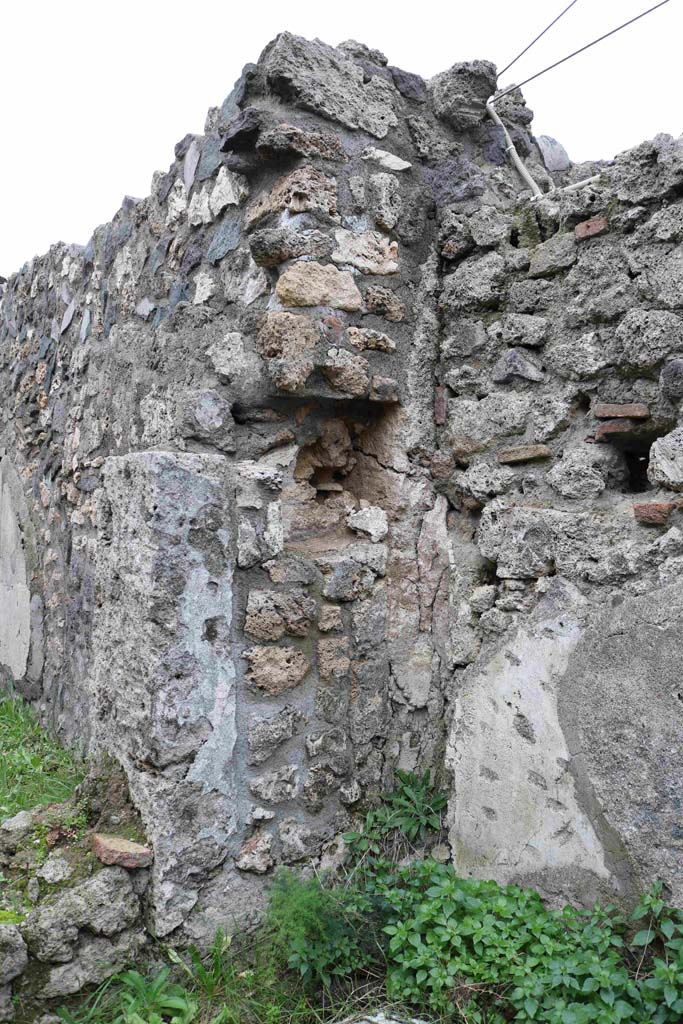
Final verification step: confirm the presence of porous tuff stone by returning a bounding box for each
[245,165,338,229]
[244,646,310,695]
[331,230,399,275]
[0,927,27,986]
[21,868,140,964]
[275,262,362,310]
[347,327,396,352]
[244,589,315,641]
[257,33,398,138]
[649,428,683,491]
[431,60,497,130]
[248,706,304,765]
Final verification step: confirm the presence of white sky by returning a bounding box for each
[1,0,680,276]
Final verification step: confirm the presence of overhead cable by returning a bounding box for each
[498,0,580,78]
[495,0,671,101]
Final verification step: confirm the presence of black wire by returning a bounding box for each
[499,0,580,78]
[496,0,672,100]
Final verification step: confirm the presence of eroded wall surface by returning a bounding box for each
[1,31,683,941]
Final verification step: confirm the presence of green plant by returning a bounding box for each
[116,969,198,1024]
[59,969,198,1024]
[54,768,683,1024]
[377,864,683,1023]
[0,908,24,925]
[0,694,84,820]
[343,769,446,858]
[168,931,233,998]
[266,869,380,989]
[27,801,90,865]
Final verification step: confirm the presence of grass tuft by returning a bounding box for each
[0,693,84,820]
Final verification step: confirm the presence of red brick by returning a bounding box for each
[575,216,609,242]
[92,833,153,869]
[434,385,446,426]
[595,419,638,443]
[497,444,552,464]
[632,501,679,526]
[594,402,650,420]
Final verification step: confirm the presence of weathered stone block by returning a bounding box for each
[347,327,395,352]
[431,60,496,130]
[0,926,27,986]
[244,645,310,695]
[331,230,399,275]
[235,832,274,874]
[258,32,398,138]
[442,252,506,310]
[649,428,683,491]
[616,309,683,372]
[492,348,544,384]
[245,165,337,229]
[256,311,319,393]
[257,121,346,161]
[528,233,577,278]
[317,636,351,680]
[346,506,388,542]
[22,868,139,963]
[275,262,362,310]
[487,312,548,348]
[248,707,304,765]
[321,348,369,396]
[364,285,405,321]
[244,589,315,641]
[248,226,333,267]
[249,765,298,803]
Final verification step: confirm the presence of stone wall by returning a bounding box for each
[1,30,683,959]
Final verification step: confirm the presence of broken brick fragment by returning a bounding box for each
[595,419,638,443]
[497,444,552,464]
[92,833,153,869]
[575,216,609,242]
[632,501,680,525]
[434,386,447,426]
[594,402,650,420]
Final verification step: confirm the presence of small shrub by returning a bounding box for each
[265,869,380,989]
